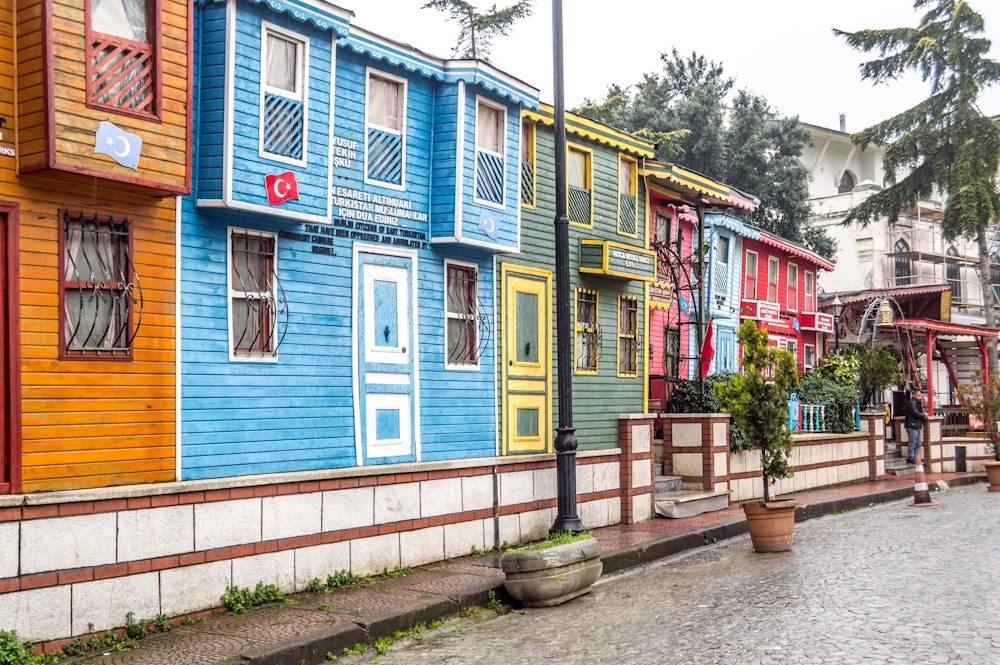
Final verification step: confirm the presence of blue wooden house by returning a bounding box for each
[183,0,538,479]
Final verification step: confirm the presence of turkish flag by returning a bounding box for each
[700,317,715,378]
[264,171,299,205]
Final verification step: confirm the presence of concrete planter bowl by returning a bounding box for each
[500,536,603,608]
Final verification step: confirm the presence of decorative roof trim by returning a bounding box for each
[641,161,732,202]
[818,284,951,306]
[523,105,655,158]
[232,0,353,36]
[705,212,758,239]
[757,231,835,271]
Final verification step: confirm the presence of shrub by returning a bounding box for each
[798,372,859,433]
[668,373,750,452]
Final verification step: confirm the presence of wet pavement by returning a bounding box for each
[50,472,987,665]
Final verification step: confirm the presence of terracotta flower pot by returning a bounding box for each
[500,536,603,608]
[984,460,1000,492]
[742,500,797,552]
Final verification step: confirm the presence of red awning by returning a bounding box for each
[891,318,1000,338]
[820,284,951,307]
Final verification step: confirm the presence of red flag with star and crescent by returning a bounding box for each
[264,171,299,205]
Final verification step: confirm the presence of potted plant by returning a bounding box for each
[715,320,799,552]
[499,531,602,607]
[954,369,1000,490]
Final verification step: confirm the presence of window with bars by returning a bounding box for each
[61,211,141,357]
[229,229,280,358]
[87,0,157,117]
[787,264,799,311]
[664,325,680,379]
[520,119,535,206]
[261,26,306,161]
[446,263,481,368]
[366,71,405,187]
[618,295,638,376]
[744,251,758,299]
[618,155,637,236]
[568,146,592,226]
[475,100,505,205]
[894,239,912,286]
[575,289,599,373]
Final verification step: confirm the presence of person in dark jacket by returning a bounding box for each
[904,389,927,464]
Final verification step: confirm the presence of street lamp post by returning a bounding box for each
[831,295,843,353]
[549,0,584,535]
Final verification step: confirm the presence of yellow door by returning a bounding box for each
[501,266,551,454]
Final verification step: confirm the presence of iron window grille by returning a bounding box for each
[61,211,143,356]
[230,230,288,358]
[446,264,491,366]
[575,289,600,372]
[87,0,157,117]
[618,295,639,376]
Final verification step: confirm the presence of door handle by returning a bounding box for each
[384,326,391,342]
[525,342,531,356]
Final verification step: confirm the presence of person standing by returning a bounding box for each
[904,389,927,464]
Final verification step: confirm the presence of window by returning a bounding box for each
[713,236,731,298]
[475,99,506,205]
[446,263,480,368]
[894,239,912,286]
[617,295,638,376]
[618,155,637,236]
[261,26,307,161]
[87,0,157,117]
[654,212,672,246]
[61,211,139,356]
[804,271,815,312]
[991,253,1000,308]
[785,339,798,367]
[838,171,856,193]
[664,326,680,379]
[787,264,799,311]
[366,70,406,187]
[946,246,962,302]
[767,257,779,302]
[804,344,815,371]
[520,119,535,206]
[575,289,599,373]
[568,146,592,226]
[229,229,279,359]
[744,251,758,299]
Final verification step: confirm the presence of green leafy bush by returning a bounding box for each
[668,373,750,452]
[0,630,31,665]
[798,372,859,433]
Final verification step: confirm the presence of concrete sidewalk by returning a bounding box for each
[53,472,985,665]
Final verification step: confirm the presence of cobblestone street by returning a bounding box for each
[364,486,1000,665]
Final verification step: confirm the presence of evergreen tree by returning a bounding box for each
[836,0,1000,361]
[422,0,533,61]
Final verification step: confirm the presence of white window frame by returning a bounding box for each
[804,271,815,312]
[787,263,799,312]
[744,250,758,300]
[444,260,480,370]
[767,257,779,303]
[785,339,798,366]
[228,227,279,363]
[259,22,309,166]
[804,344,815,371]
[473,96,506,209]
[364,67,407,191]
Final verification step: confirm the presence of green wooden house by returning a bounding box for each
[498,105,657,454]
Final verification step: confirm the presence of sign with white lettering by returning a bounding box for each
[579,240,656,282]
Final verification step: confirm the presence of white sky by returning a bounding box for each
[350,0,1000,133]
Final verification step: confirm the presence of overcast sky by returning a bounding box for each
[351,0,1000,133]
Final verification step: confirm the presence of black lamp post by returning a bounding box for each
[831,295,843,353]
[549,0,584,535]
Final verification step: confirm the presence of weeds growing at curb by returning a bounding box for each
[221,582,285,615]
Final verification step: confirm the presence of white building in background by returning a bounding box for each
[800,115,993,326]
[799,115,1000,412]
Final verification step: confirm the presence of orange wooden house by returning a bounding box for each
[0,0,191,493]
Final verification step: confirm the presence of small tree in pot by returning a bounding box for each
[716,321,799,551]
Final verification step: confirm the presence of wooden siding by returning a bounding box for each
[429,85,459,239]
[0,1,178,493]
[505,116,647,451]
[194,1,227,202]
[16,0,191,194]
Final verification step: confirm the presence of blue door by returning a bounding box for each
[355,248,418,465]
